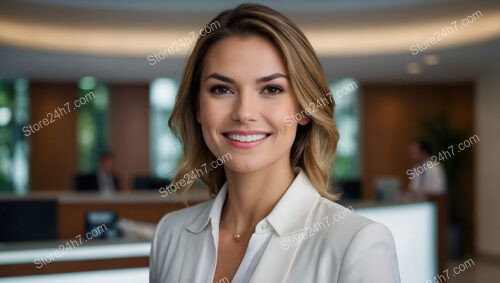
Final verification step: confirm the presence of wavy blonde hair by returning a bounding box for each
[168,3,340,200]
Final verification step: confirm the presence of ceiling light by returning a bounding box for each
[422,55,440,65]
[406,63,422,74]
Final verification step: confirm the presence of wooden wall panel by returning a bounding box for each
[29,82,78,191]
[108,84,150,191]
[28,82,151,191]
[361,83,475,256]
[361,84,474,199]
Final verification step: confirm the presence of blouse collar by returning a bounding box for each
[186,167,321,237]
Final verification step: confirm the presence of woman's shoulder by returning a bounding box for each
[155,199,214,236]
[311,197,394,243]
[312,199,400,281]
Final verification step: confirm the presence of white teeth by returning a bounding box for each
[227,134,268,142]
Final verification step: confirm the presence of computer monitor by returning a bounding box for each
[0,199,58,242]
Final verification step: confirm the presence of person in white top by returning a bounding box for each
[408,139,447,196]
[97,153,117,194]
[150,3,400,283]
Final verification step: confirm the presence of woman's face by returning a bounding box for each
[197,36,309,173]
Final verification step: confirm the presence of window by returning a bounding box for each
[0,78,30,194]
[77,77,109,173]
[150,79,181,178]
[330,78,361,180]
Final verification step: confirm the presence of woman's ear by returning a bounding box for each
[196,110,201,124]
[298,115,311,125]
[294,101,311,126]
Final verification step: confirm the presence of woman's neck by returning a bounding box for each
[221,163,297,234]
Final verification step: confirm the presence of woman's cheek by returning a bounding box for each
[272,107,299,128]
[200,99,228,125]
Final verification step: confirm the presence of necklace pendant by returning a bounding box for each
[233,234,241,241]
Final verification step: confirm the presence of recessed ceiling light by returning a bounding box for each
[406,63,422,74]
[422,55,440,65]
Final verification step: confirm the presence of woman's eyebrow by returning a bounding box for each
[256,73,288,83]
[206,73,234,83]
[205,72,288,83]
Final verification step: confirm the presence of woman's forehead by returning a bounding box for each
[201,36,287,80]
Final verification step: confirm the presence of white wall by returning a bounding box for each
[475,73,500,257]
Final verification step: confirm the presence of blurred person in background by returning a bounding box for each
[407,139,447,197]
[96,152,119,193]
[73,152,120,193]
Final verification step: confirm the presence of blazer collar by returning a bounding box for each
[185,167,320,236]
[266,168,320,236]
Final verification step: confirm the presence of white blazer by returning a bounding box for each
[150,169,401,283]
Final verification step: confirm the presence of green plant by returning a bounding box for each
[418,114,469,226]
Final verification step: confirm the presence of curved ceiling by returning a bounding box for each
[1,0,498,57]
[0,0,499,82]
[0,9,499,57]
[16,0,451,13]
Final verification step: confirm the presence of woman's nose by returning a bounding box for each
[231,91,258,123]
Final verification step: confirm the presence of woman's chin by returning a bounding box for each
[224,161,267,174]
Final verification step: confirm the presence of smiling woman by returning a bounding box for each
[149,3,400,283]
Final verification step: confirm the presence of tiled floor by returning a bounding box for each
[445,259,500,282]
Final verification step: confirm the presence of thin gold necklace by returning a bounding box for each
[226,221,241,241]
[223,199,242,241]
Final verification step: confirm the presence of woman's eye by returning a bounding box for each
[210,86,233,95]
[262,86,283,96]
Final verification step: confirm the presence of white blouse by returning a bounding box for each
[190,183,273,283]
[150,168,401,283]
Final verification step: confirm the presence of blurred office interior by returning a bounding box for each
[0,0,499,282]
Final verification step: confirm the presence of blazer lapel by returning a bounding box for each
[249,231,306,283]
[249,168,320,283]
[179,229,213,283]
[179,198,218,283]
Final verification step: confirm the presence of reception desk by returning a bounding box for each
[0,191,439,283]
[0,189,210,278]
[56,190,210,239]
[0,189,210,240]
